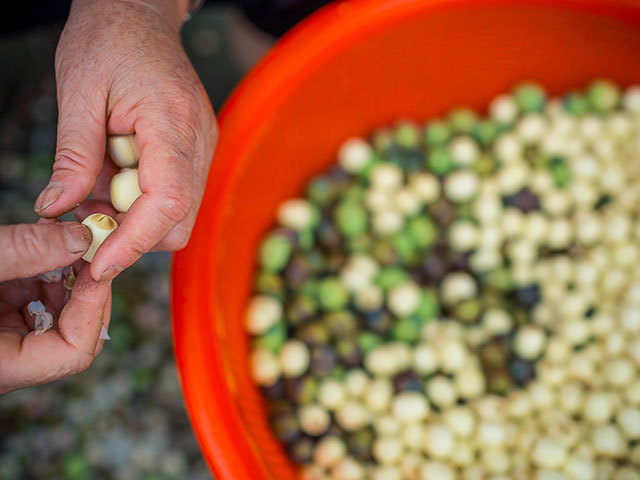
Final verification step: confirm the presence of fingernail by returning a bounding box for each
[35,182,65,212]
[62,223,93,254]
[100,265,122,283]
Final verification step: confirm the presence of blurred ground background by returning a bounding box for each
[0,5,273,479]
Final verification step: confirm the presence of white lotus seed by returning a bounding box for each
[616,408,640,439]
[373,437,403,465]
[444,170,480,203]
[318,379,347,411]
[394,188,421,216]
[365,378,393,413]
[299,404,330,436]
[338,138,372,173]
[533,437,567,469]
[332,457,365,480]
[450,136,479,166]
[441,272,477,305]
[419,461,455,480]
[423,423,455,459]
[409,173,440,204]
[444,406,475,438]
[279,339,310,377]
[110,168,142,213]
[336,401,370,432]
[313,436,346,468]
[345,369,370,398]
[371,163,403,191]
[591,425,627,458]
[81,213,118,262]
[108,134,139,168]
[245,295,282,335]
[392,392,430,423]
[277,199,315,230]
[456,365,486,399]
[427,376,457,408]
[387,281,421,317]
[413,344,439,375]
[489,94,518,124]
[250,348,280,386]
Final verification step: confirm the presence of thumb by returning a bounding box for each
[34,78,107,217]
[0,222,92,282]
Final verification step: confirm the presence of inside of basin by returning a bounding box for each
[179,1,640,478]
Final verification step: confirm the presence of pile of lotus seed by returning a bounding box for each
[247,81,640,480]
[81,134,141,262]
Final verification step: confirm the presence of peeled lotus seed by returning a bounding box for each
[245,295,282,335]
[81,213,118,262]
[108,134,139,168]
[110,168,142,213]
[279,339,310,377]
[338,138,372,173]
[250,348,281,387]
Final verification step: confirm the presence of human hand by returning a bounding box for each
[35,0,218,282]
[0,221,112,395]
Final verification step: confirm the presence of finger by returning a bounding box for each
[151,120,216,252]
[90,106,196,281]
[94,289,112,356]
[0,223,92,282]
[0,306,29,336]
[34,73,107,217]
[150,216,194,252]
[92,155,120,203]
[0,267,110,394]
[74,199,120,223]
[0,279,40,311]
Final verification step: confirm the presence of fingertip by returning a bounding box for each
[34,182,65,214]
[89,262,103,282]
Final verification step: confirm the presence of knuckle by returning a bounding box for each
[12,224,48,263]
[53,147,91,175]
[71,352,95,376]
[123,239,148,259]
[156,191,191,225]
[164,231,190,251]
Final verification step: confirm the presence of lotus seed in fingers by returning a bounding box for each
[107,134,139,168]
[81,213,118,262]
[110,168,142,213]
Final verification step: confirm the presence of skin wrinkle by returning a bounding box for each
[9,226,47,279]
[53,149,101,189]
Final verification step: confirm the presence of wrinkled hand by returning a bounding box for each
[35,0,217,282]
[0,222,111,395]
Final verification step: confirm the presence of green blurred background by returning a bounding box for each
[0,5,273,479]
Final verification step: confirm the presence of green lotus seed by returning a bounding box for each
[424,121,451,146]
[318,279,349,311]
[588,80,620,113]
[427,147,455,175]
[408,216,437,248]
[514,83,546,112]
[260,234,292,272]
[335,201,368,238]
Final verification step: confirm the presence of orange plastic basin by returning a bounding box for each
[171,0,640,478]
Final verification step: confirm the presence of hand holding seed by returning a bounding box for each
[34,0,218,282]
[0,221,112,395]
